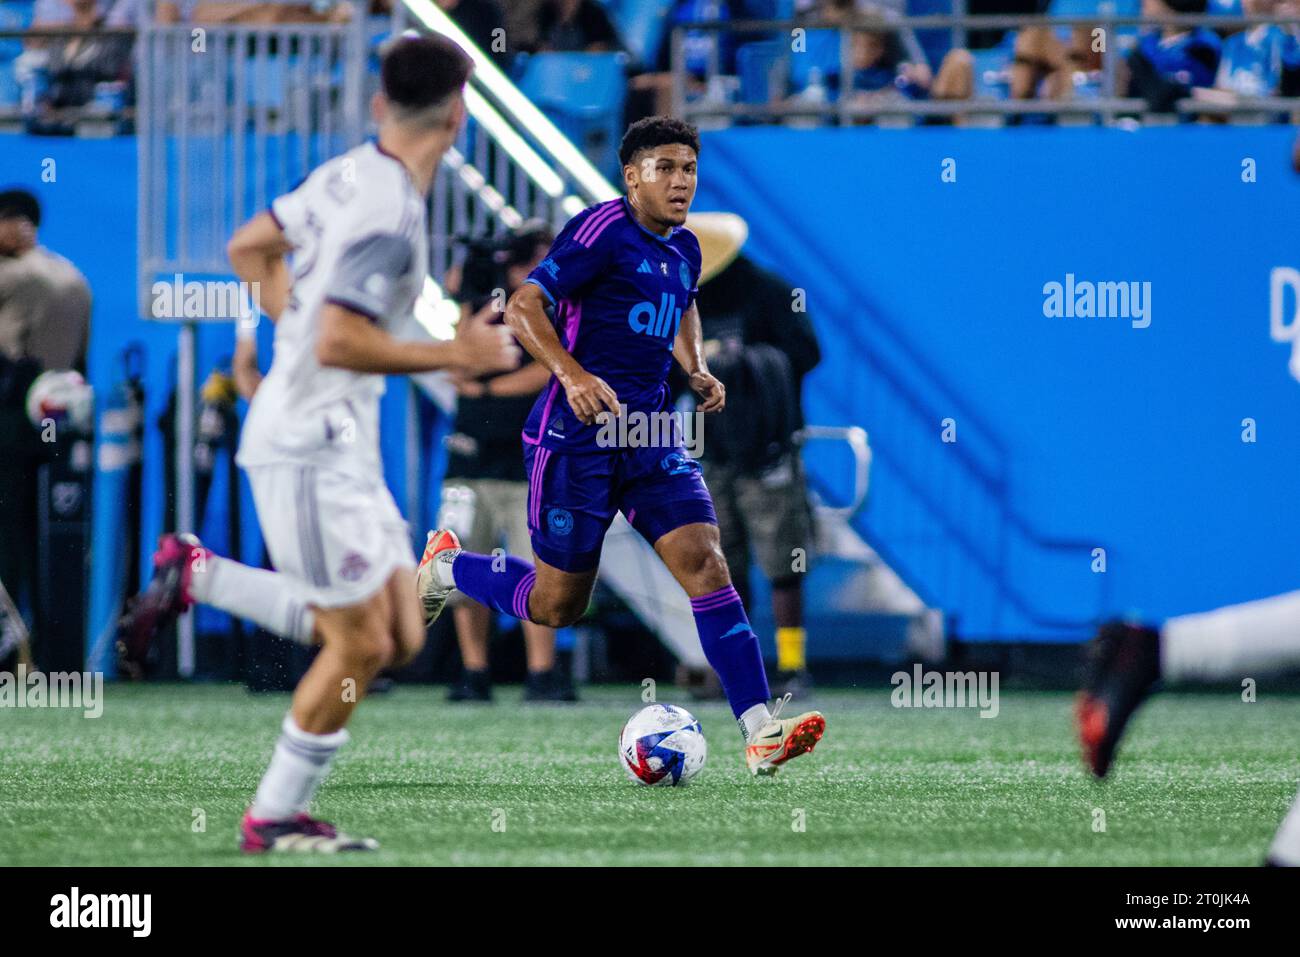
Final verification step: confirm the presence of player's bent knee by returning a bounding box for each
[680,543,730,592]
[343,624,397,675]
[528,594,586,629]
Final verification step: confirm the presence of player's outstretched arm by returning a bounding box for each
[673,303,724,412]
[317,304,517,376]
[227,211,293,323]
[504,282,620,423]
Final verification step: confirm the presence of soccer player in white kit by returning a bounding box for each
[1079,564,1300,862]
[118,34,517,852]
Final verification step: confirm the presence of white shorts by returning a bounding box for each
[247,464,414,608]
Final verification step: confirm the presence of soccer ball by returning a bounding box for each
[25,369,93,432]
[618,704,707,786]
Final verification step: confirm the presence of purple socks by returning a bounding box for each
[451,552,537,622]
[690,584,771,718]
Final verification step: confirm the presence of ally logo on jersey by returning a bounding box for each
[627,292,684,340]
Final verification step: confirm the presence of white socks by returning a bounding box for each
[739,703,772,741]
[250,714,348,821]
[1162,589,1300,682]
[189,554,317,646]
[435,549,460,590]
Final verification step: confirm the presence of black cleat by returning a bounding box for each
[1076,619,1162,778]
[447,668,492,703]
[116,533,204,676]
[523,667,578,703]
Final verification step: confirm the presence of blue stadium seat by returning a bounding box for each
[971,46,1011,99]
[0,3,31,108]
[735,39,785,103]
[604,0,677,71]
[2,1,35,28]
[788,27,842,92]
[908,0,952,72]
[519,52,628,179]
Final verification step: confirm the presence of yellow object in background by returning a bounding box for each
[776,626,806,673]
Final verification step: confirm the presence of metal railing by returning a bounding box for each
[135,17,368,675]
[672,13,1300,126]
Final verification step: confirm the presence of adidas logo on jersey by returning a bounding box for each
[637,259,653,274]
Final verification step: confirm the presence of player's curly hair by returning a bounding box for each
[618,117,701,169]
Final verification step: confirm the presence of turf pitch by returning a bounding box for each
[1,684,1297,866]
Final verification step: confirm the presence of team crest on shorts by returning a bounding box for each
[547,508,574,536]
[660,451,697,476]
[338,551,370,582]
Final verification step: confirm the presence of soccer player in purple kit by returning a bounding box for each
[418,117,826,775]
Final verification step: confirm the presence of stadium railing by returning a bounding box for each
[670,12,1300,126]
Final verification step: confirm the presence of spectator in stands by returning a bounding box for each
[1209,0,1300,96]
[1125,0,1222,112]
[30,0,151,28]
[534,0,622,52]
[683,213,821,697]
[0,189,91,658]
[503,0,545,53]
[1007,23,1081,102]
[181,1,354,23]
[843,20,974,108]
[440,222,576,703]
[35,0,133,111]
[436,0,509,67]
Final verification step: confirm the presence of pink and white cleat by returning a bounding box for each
[116,533,207,675]
[239,811,379,853]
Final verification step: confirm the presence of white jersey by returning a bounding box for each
[237,141,428,482]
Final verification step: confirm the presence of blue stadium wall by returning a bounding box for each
[694,124,1300,641]
[7,126,1300,659]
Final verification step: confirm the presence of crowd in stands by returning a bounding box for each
[3,0,1300,131]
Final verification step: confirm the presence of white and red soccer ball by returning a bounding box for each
[619,704,707,786]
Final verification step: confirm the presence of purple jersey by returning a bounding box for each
[522,197,702,452]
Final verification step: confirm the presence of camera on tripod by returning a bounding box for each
[454,220,553,303]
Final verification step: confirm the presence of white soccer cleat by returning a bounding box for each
[416,528,461,627]
[745,693,826,777]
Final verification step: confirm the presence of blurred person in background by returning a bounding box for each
[1125,0,1222,112]
[533,0,622,52]
[435,0,510,68]
[440,222,576,703]
[681,214,821,697]
[843,18,974,110]
[41,0,133,110]
[0,189,91,662]
[1206,0,1300,98]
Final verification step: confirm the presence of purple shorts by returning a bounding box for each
[523,444,717,572]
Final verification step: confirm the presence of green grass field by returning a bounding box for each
[1,683,1297,866]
